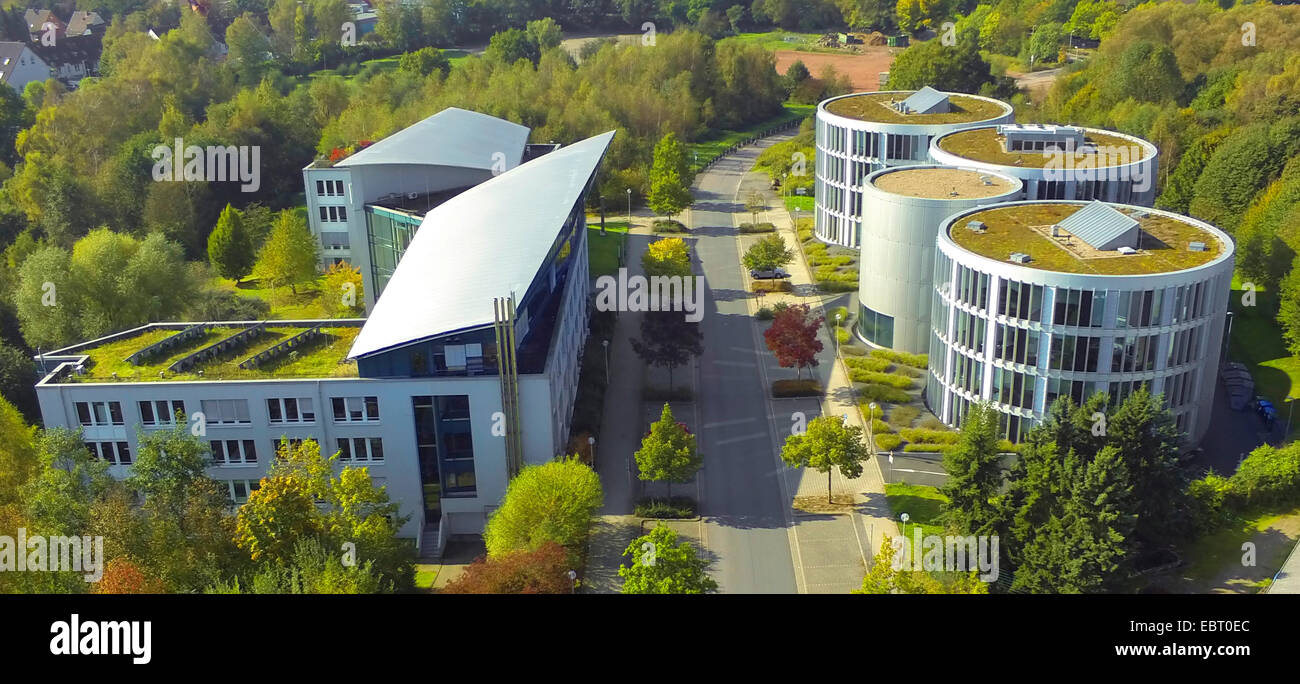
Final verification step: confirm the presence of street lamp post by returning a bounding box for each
[567,569,578,593]
[588,436,596,467]
[835,313,842,355]
[602,339,610,382]
[626,188,632,228]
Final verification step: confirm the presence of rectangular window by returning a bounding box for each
[332,396,380,422]
[267,397,315,424]
[316,180,326,196]
[139,400,185,426]
[200,399,251,425]
[210,439,257,465]
[74,401,124,427]
[337,437,384,463]
[223,479,261,505]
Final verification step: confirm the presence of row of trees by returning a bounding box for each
[0,396,413,593]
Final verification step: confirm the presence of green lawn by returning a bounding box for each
[884,483,948,550]
[1176,506,1300,592]
[687,102,815,174]
[218,275,329,320]
[784,195,814,212]
[587,220,629,278]
[1227,275,1300,439]
[717,31,824,52]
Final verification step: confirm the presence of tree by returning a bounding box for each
[648,132,693,220]
[486,28,540,65]
[441,542,571,594]
[619,524,717,594]
[855,536,989,594]
[254,210,319,295]
[0,396,39,508]
[397,46,451,77]
[635,403,701,500]
[525,18,563,51]
[318,260,364,317]
[0,341,38,421]
[95,558,167,594]
[207,204,255,283]
[226,13,273,84]
[630,311,704,393]
[780,414,868,502]
[208,537,389,594]
[941,402,1004,537]
[641,237,691,278]
[235,439,412,590]
[742,233,794,272]
[885,35,995,94]
[744,191,766,225]
[1279,257,1300,355]
[763,303,823,379]
[483,457,603,565]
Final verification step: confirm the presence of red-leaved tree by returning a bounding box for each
[440,542,572,594]
[95,558,166,594]
[763,304,824,379]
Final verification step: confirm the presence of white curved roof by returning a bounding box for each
[334,107,530,171]
[348,130,616,359]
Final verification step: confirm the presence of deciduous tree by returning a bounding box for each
[634,403,701,500]
[619,524,717,594]
[763,303,822,379]
[780,414,868,502]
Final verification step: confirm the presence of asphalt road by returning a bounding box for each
[690,142,800,593]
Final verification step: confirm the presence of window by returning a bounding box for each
[332,396,380,422]
[139,400,185,426]
[337,437,384,463]
[222,479,261,505]
[858,304,895,348]
[270,438,305,457]
[86,441,132,466]
[319,205,348,222]
[74,401,124,427]
[316,179,344,197]
[211,439,257,465]
[267,397,315,424]
[200,399,251,425]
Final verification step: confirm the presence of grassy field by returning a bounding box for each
[885,483,948,549]
[1174,506,1300,593]
[717,31,824,52]
[586,220,629,278]
[1227,275,1300,439]
[687,102,815,174]
[784,195,814,212]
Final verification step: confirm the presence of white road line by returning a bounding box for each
[714,433,767,445]
[701,417,758,429]
[893,468,946,476]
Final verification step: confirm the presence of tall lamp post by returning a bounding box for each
[866,402,877,456]
[601,339,610,383]
[626,187,632,228]
[835,312,842,355]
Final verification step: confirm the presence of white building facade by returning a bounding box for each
[926,201,1234,445]
[813,89,1014,248]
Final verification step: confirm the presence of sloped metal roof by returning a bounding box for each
[900,86,950,114]
[335,107,530,171]
[1057,200,1139,250]
[348,130,615,359]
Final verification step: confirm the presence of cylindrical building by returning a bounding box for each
[926,200,1234,445]
[929,123,1158,206]
[856,165,1023,353]
[814,88,1014,248]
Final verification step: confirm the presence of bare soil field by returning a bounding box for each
[773,47,898,91]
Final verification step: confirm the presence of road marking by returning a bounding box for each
[715,433,766,445]
[893,468,946,476]
[710,359,757,368]
[701,417,757,429]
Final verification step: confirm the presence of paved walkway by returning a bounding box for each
[1268,536,1300,593]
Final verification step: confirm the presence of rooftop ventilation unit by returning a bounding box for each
[1189,241,1208,252]
[1117,246,1137,255]
[980,175,993,186]
[966,220,986,233]
[1051,225,1064,237]
[1009,252,1031,264]
[74,364,85,375]
[1131,210,1149,219]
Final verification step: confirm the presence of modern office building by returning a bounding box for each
[929,123,1158,205]
[813,87,1014,247]
[35,130,615,558]
[303,107,560,308]
[856,165,1023,353]
[926,199,1233,444]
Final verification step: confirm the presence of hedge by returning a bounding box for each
[772,379,823,397]
[858,383,910,404]
[849,369,913,389]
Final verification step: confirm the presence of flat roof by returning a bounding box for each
[949,203,1225,276]
[823,91,1009,125]
[870,167,1017,199]
[936,126,1154,167]
[43,323,361,383]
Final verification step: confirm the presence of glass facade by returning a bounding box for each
[858,303,895,348]
[367,206,423,297]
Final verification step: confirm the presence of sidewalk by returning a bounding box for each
[740,176,900,563]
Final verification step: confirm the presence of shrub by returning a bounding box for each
[875,433,903,451]
[845,356,891,372]
[996,440,1021,453]
[861,403,884,420]
[871,418,893,434]
[858,383,910,404]
[835,328,850,344]
[841,345,867,356]
[738,222,776,233]
[483,458,603,566]
[917,415,947,430]
[870,348,927,368]
[1226,443,1300,509]
[653,219,687,233]
[890,405,921,426]
[752,280,793,293]
[900,428,959,444]
[755,306,775,320]
[635,496,698,518]
[816,279,858,293]
[441,542,571,594]
[904,443,955,454]
[849,369,913,389]
[830,306,850,325]
[894,365,925,378]
[772,379,823,397]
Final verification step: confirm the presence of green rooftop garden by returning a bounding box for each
[950,204,1224,276]
[61,325,360,383]
[936,127,1151,168]
[824,92,1007,125]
